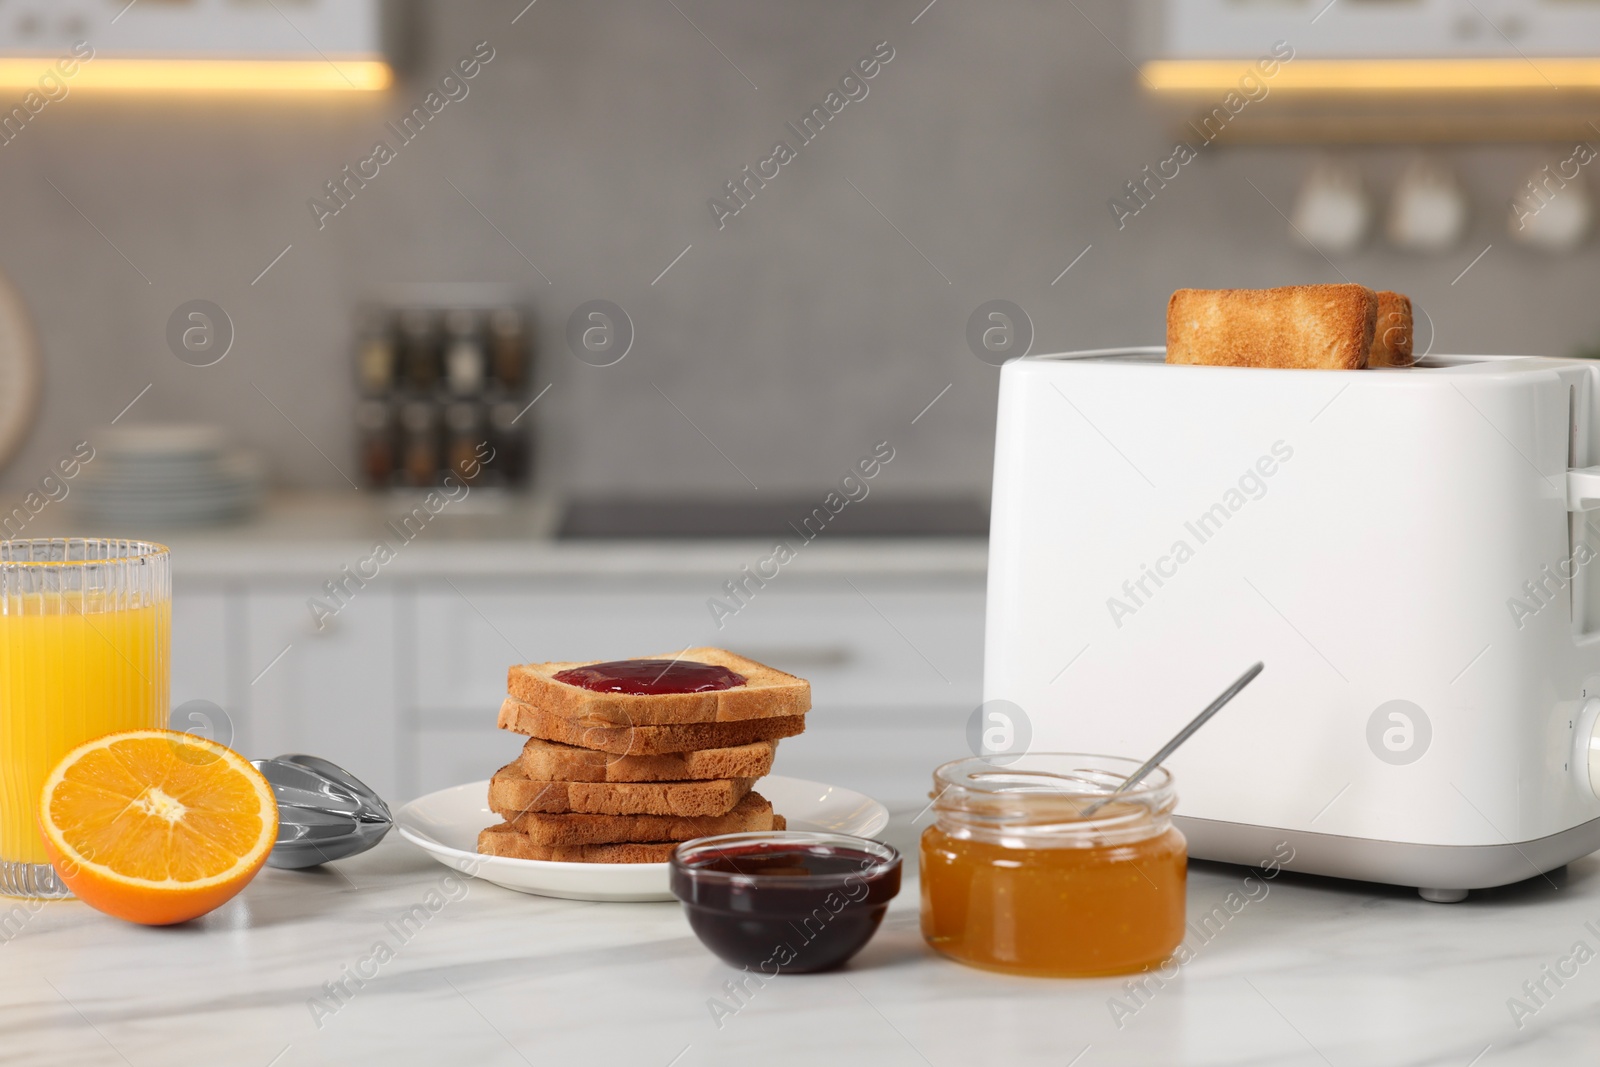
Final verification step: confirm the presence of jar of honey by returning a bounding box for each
[920,754,1186,977]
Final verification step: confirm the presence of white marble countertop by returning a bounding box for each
[28,493,987,581]
[7,805,1600,1067]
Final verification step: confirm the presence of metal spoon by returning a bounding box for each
[1081,662,1264,815]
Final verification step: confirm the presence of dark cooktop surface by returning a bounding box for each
[557,497,989,540]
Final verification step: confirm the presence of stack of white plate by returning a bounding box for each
[75,425,265,527]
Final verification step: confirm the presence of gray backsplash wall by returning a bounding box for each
[1,0,1596,499]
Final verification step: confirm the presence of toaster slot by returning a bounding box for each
[1572,384,1581,630]
[1573,510,1588,633]
[1572,384,1581,470]
[1568,373,1600,640]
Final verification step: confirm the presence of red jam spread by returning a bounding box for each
[687,844,874,879]
[670,837,903,973]
[553,658,747,695]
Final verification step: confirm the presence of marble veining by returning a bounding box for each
[6,807,1600,1066]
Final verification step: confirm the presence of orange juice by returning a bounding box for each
[0,595,169,868]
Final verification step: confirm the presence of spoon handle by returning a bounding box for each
[1084,661,1264,814]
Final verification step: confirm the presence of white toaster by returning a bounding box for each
[984,347,1600,901]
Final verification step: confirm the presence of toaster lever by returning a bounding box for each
[1568,467,1600,511]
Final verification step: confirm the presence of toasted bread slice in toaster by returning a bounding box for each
[1166,284,1377,370]
[1368,290,1414,367]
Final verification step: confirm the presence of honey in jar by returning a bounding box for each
[920,754,1186,977]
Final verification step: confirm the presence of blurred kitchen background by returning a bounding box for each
[1,0,1596,804]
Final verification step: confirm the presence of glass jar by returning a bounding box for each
[397,307,439,391]
[920,753,1186,977]
[488,306,527,392]
[487,400,529,486]
[354,306,397,396]
[356,398,396,487]
[443,308,487,397]
[400,400,441,487]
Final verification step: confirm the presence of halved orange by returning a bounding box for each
[38,729,279,926]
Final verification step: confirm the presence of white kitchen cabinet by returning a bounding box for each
[771,704,969,804]
[407,582,715,717]
[402,577,985,804]
[169,584,234,735]
[713,583,984,710]
[409,580,985,716]
[165,544,985,807]
[410,725,529,800]
[405,705,971,804]
[241,587,400,799]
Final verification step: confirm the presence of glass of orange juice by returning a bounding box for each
[0,539,169,898]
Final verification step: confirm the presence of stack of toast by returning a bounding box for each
[477,648,811,863]
[1166,283,1414,370]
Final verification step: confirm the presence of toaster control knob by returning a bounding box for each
[1583,699,1600,800]
[1591,727,1600,800]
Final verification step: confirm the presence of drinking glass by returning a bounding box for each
[0,539,170,898]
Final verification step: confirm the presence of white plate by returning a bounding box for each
[396,775,891,902]
[99,424,227,458]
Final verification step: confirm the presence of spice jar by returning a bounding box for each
[443,308,487,397]
[355,307,397,395]
[488,306,527,392]
[399,400,440,487]
[355,399,396,487]
[487,400,528,486]
[443,401,484,483]
[397,308,439,391]
[921,753,1186,977]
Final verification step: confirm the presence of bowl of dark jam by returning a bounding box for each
[670,831,902,974]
